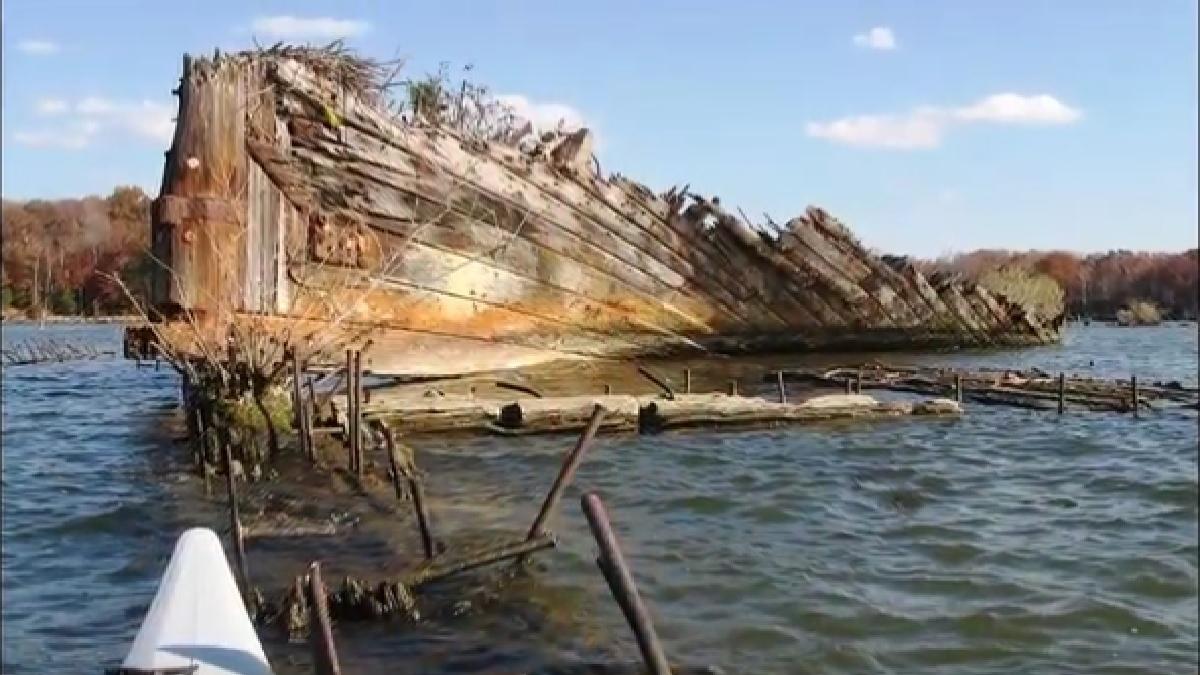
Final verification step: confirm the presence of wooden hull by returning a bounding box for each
[149,49,1062,375]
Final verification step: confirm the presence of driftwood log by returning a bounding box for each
[497,395,639,433]
[639,393,957,432]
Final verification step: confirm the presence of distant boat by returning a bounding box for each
[113,528,272,675]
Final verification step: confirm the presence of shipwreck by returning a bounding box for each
[144,45,1063,376]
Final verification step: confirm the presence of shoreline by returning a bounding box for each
[1,315,143,326]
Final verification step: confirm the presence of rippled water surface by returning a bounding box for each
[3,323,1197,674]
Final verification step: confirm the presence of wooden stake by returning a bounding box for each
[776,371,787,404]
[1131,375,1139,418]
[221,438,251,601]
[845,378,853,394]
[728,380,738,396]
[301,384,316,463]
[345,349,356,473]
[350,348,360,475]
[291,352,309,462]
[523,405,607,557]
[1058,372,1066,415]
[307,562,342,675]
[604,383,612,395]
[581,493,673,675]
[954,373,963,404]
[854,369,862,394]
[684,368,691,394]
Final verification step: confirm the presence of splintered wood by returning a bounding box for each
[778,363,1199,414]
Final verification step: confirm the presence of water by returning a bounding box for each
[3,323,1197,673]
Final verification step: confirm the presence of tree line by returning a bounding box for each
[1,186,1196,321]
[923,248,1199,320]
[2,186,154,317]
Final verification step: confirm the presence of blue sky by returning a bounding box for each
[2,0,1196,256]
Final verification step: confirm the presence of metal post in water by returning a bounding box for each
[954,373,963,404]
[523,405,607,558]
[380,422,435,560]
[1057,372,1066,415]
[344,349,356,473]
[581,493,673,675]
[1131,375,1139,418]
[776,370,787,404]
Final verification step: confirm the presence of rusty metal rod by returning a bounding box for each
[496,380,544,398]
[379,422,436,560]
[581,493,673,675]
[409,534,556,587]
[307,562,342,675]
[345,349,356,472]
[637,366,675,400]
[1058,372,1066,415]
[1131,374,1139,418]
[353,350,364,476]
[525,404,607,543]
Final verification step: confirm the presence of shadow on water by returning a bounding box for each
[2,323,1197,674]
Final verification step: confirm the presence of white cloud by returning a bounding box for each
[495,94,587,134]
[14,97,174,151]
[16,39,60,55]
[806,93,1081,150]
[852,27,896,51]
[806,108,943,149]
[34,98,69,115]
[952,93,1082,124]
[250,15,370,39]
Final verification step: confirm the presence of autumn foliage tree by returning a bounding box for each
[2,186,153,317]
[926,249,1199,320]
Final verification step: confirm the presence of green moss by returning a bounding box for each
[216,388,292,433]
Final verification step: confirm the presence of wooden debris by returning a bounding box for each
[778,364,1197,414]
[143,46,1064,379]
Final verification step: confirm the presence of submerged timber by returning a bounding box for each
[146,46,1063,376]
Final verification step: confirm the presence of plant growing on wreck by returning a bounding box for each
[976,265,1065,323]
